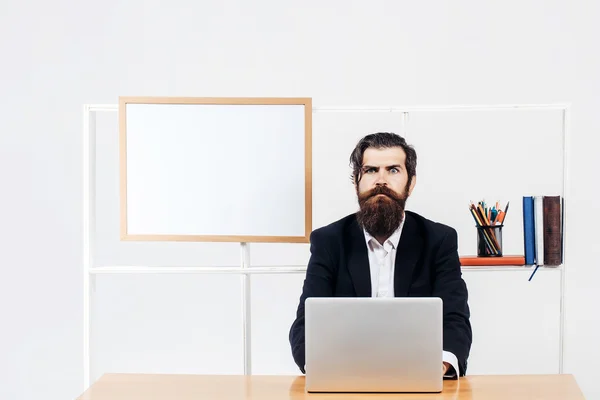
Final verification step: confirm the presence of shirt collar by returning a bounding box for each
[363,214,405,249]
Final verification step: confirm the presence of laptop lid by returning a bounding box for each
[304,297,443,393]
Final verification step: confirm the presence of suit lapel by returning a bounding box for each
[347,218,372,297]
[394,213,423,296]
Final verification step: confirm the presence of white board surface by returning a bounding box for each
[120,97,311,243]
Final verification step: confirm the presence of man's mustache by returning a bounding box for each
[359,185,403,202]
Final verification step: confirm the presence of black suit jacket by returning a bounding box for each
[289,211,472,376]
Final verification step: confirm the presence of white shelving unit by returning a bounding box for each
[82,103,570,390]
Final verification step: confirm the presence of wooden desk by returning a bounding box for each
[77,373,585,400]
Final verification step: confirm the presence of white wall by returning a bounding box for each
[1,1,599,399]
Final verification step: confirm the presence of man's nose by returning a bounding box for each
[375,172,387,186]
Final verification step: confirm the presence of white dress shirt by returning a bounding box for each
[363,219,459,378]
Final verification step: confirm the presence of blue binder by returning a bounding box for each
[522,196,535,265]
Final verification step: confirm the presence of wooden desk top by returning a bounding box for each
[77,373,585,400]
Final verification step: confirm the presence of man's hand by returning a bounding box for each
[443,362,450,375]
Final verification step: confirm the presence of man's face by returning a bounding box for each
[355,147,416,240]
[357,147,413,197]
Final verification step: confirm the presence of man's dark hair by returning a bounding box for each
[349,132,417,186]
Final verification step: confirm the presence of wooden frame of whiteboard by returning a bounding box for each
[118,96,313,243]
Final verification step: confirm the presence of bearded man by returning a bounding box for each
[289,132,472,379]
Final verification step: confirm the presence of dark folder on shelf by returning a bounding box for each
[543,196,562,266]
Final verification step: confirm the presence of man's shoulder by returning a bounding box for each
[309,213,358,243]
[406,210,458,240]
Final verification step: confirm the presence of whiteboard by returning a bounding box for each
[118,97,312,243]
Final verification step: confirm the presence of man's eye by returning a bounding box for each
[390,168,399,174]
[365,168,376,173]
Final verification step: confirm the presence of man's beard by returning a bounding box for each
[356,184,408,239]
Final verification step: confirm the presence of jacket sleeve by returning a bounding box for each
[432,227,473,376]
[289,229,336,373]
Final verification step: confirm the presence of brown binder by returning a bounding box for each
[543,196,562,266]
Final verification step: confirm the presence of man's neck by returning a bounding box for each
[374,235,389,246]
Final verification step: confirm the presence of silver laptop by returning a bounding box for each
[304,297,443,393]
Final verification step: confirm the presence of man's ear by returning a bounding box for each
[408,175,417,196]
[352,172,361,188]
